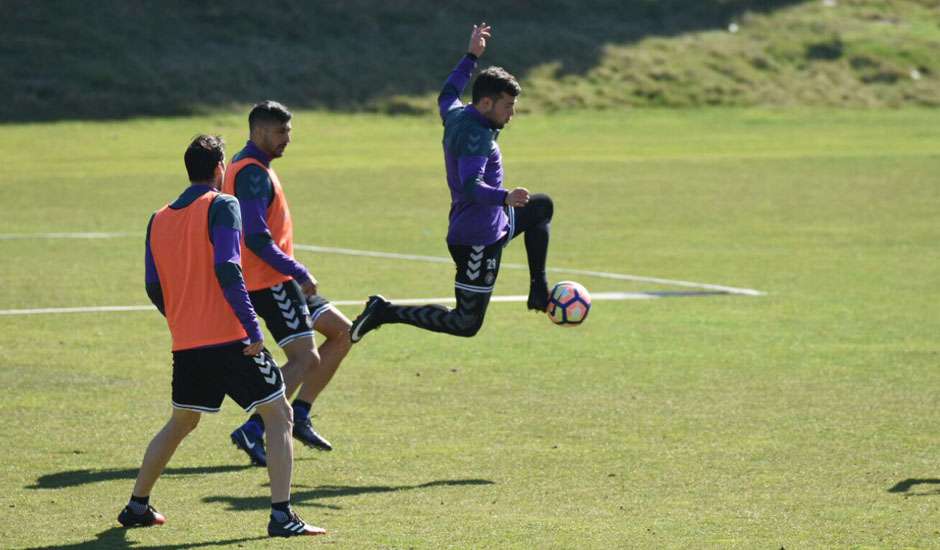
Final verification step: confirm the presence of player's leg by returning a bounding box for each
[349,242,501,342]
[508,193,554,311]
[255,396,293,505]
[130,408,202,500]
[118,408,200,527]
[120,346,222,528]
[224,346,324,537]
[232,280,319,466]
[290,301,351,451]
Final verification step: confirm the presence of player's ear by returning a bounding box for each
[476,96,493,113]
[213,161,225,188]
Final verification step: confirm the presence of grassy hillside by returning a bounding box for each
[3,0,939,121]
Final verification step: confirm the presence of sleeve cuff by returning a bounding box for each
[294,270,312,286]
[247,324,264,343]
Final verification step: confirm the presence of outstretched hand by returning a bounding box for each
[468,22,491,58]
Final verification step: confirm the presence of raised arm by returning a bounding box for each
[438,23,492,119]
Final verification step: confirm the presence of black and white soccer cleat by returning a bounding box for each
[117,504,166,528]
[349,295,389,343]
[267,511,326,537]
[293,417,333,451]
[231,425,267,467]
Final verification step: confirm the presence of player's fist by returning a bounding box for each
[300,276,318,297]
[243,340,264,356]
[468,23,491,58]
[506,187,530,208]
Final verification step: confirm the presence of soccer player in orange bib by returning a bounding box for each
[117,135,324,537]
[224,101,352,466]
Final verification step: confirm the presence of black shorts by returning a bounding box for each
[447,201,545,296]
[171,343,285,413]
[249,280,334,348]
[449,241,504,295]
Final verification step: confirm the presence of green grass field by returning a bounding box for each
[1,108,938,548]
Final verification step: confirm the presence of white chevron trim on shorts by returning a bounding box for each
[270,283,301,329]
[277,330,315,348]
[245,388,285,412]
[172,401,221,413]
[455,281,494,294]
[254,355,279,385]
[506,205,515,243]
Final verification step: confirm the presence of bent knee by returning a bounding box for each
[293,347,320,370]
[453,315,484,338]
[529,193,554,222]
[257,398,293,430]
[170,412,200,434]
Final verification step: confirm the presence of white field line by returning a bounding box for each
[0,231,139,240]
[0,292,657,316]
[294,243,765,296]
[0,233,764,316]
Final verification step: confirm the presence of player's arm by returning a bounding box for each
[235,165,316,292]
[209,195,264,348]
[454,124,526,206]
[144,214,165,316]
[456,141,530,207]
[438,23,491,120]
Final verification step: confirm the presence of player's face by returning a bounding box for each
[258,122,292,158]
[484,93,517,129]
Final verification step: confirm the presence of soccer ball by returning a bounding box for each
[546,281,591,326]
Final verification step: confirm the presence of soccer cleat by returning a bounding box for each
[293,417,333,451]
[527,280,550,312]
[267,511,326,537]
[349,294,389,343]
[118,504,166,528]
[231,425,267,467]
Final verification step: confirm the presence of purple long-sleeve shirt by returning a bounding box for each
[145,184,263,343]
[438,53,510,246]
[231,141,311,285]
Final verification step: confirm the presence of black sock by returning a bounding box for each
[520,194,553,284]
[128,494,149,514]
[271,500,291,522]
[292,399,312,420]
[524,223,550,286]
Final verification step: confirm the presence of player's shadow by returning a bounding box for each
[888,478,940,497]
[27,464,252,490]
[22,527,267,550]
[204,478,495,511]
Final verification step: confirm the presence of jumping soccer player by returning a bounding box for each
[349,23,553,342]
[118,135,323,537]
[225,101,352,466]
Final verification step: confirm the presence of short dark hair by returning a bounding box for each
[248,100,292,130]
[184,134,225,182]
[471,67,521,104]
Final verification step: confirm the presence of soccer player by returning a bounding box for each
[225,101,352,466]
[118,135,323,537]
[349,23,554,342]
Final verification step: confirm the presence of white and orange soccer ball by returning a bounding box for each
[546,281,591,326]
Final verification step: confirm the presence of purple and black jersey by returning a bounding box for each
[145,184,263,343]
[230,141,311,285]
[439,54,510,246]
